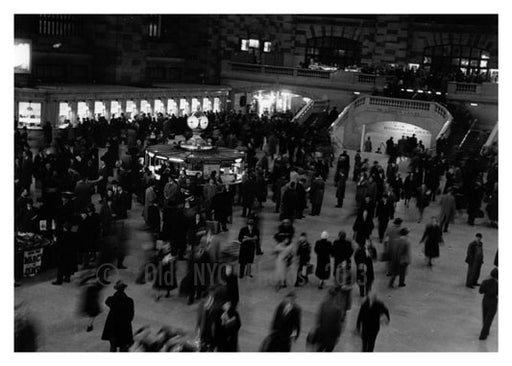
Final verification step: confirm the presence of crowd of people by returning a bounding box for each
[14,101,498,351]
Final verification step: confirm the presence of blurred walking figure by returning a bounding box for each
[196,286,222,352]
[416,184,431,223]
[354,241,374,297]
[101,280,134,352]
[479,268,498,340]
[15,301,39,352]
[263,291,301,352]
[214,300,241,352]
[419,217,444,266]
[388,228,411,288]
[356,291,390,352]
[466,233,484,288]
[294,233,312,287]
[315,231,332,289]
[274,236,294,290]
[153,242,178,301]
[79,271,104,332]
[307,287,345,352]
[438,188,456,232]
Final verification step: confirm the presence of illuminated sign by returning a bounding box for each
[14,39,31,74]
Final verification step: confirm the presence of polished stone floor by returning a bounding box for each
[15,151,498,352]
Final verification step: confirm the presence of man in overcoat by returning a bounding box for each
[101,280,134,352]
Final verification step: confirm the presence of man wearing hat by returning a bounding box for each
[101,280,134,352]
[388,228,411,288]
[466,233,484,288]
[237,218,260,278]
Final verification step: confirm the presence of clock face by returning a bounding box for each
[199,116,209,129]
[187,116,198,129]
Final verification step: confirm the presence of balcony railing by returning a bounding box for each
[455,83,478,93]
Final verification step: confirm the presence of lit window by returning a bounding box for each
[148,15,161,38]
[241,39,249,51]
[110,101,121,115]
[213,98,221,113]
[18,102,41,128]
[77,102,89,119]
[179,98,190,116]
[94,101,105,116]
[202,98,212,112]
[126,100,137,115]
[167,99,178,115]
[191,98,201,113]
[263,41,272,53]
[249,39,260,48]
[480,60,488,68]
[154,99,164,114]
[141,100,151,114]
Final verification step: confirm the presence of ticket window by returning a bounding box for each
[191,98,201,113]
[167,99,178,116]
[126,100,137,118]
[179,98,190,116]
[213,97,221,113]
[18,102,42,128]
[77,102,89,120]
[58,102,71,125]
[94,101,106,117]
[141,100,151,114]
[110,101,122,117]
[203,98,212,112]
[154,99,165,115]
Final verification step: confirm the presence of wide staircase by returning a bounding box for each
[291,98,330,126]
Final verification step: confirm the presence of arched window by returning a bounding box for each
[305,36,361,67]
[423,45,491,76]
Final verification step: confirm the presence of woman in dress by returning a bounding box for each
[419,217,444,266]
[237,218,260,278]
[315,231,332,289]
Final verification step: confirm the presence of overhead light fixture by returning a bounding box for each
[52,43,62,49]
[435,92,442,95]
[417,90,424,93]
[470,103,478,107]
[406,89,414,92]
[354,91,360,95]
[26,101,33,112]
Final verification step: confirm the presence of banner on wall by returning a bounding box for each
[365,121,432,151]
[23,248,44,277]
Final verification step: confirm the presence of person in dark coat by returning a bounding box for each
[52,222,78,285]
[466,233,484,288]
[79,272,104,332]
[403,172,415,208]
[352,209,374,247]
[294,233,312,287]
[354,241,374,297]
[280,182,298,222]
[220,264,239,308]
[416,184,431,223]
[101,280,135,352]
[310,174,325,216]
[388,228,411,288]
[375,194,394,243]
[356,292,390,352]
[315,231,332,289]
[438,188,456,232]
[238,218,260,278]
[467,181,484,226]
[197,286,223,352]
[332,231,353,278]
[419,217,444,266]
[335,171,346,208]
[295,178,307,219]
[267,291,301,352]
[241,174,257,218]
[479,268,498,340]
[212,185,232,232]
[214,300,242,352]
[310,287,345,352]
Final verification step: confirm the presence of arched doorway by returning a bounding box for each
[363,121,433,152]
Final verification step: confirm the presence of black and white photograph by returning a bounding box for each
[6,2,507,357]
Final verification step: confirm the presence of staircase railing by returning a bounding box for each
[291,98,315,124]
[458,119,478,148]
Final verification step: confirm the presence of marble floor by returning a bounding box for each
[14,151,498,352]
